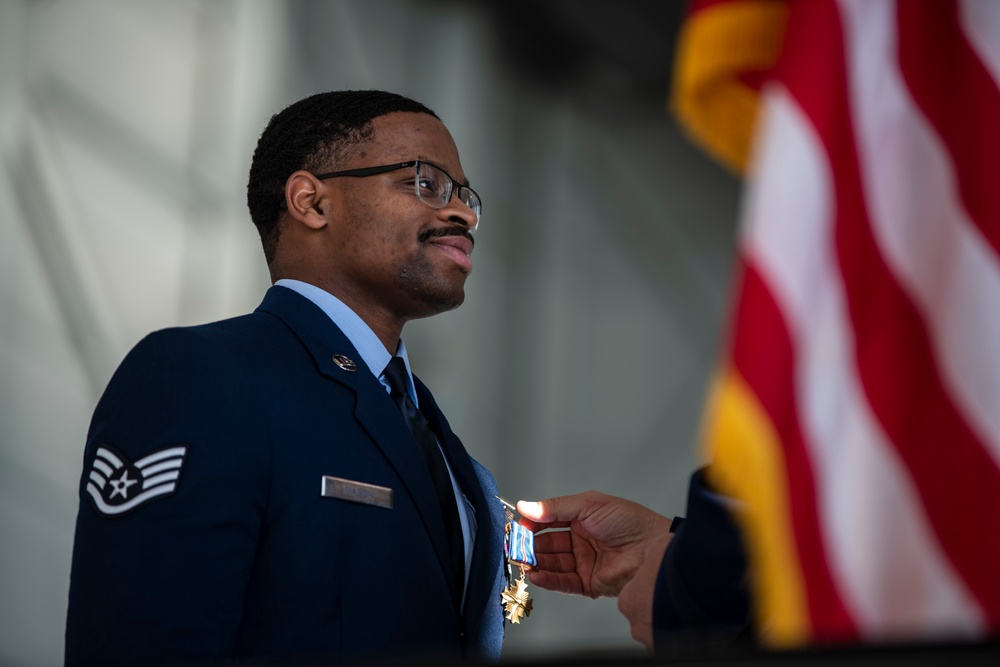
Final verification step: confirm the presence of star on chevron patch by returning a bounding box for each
[85,444,188,517]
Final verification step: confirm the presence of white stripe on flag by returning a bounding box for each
[742,86,984,637]
[840,0,1000,464]
[960,0,1000,91]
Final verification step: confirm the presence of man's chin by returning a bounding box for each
[426,290,465,315]
[399,263,468,316]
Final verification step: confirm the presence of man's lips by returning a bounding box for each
[421,228,475,272]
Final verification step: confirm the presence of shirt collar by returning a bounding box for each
[274,279,417,403]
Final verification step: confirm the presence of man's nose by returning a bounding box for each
[438,194,479,231]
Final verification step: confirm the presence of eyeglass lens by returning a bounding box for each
[416,162,481,220]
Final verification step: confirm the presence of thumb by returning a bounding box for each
[517,492,593,524]
[515,500,546,521]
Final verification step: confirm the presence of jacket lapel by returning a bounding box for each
[255,286,457,599]
[416,379,503,635]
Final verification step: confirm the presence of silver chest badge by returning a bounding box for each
[331,354,357,372]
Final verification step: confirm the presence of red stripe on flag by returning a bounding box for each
[781,0,1000,622]
[897,0,1000,259]
[730,261,857,639]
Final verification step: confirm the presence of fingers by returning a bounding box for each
[531,529,573,554]
[533,551,579,574]
[528,570,586,596]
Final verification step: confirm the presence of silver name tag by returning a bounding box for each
[321,476,393,509]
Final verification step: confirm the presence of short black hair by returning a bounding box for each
[246,90,439,263]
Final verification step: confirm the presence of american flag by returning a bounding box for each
[673,0,1000,645]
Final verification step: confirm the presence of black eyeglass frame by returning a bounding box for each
[313,160,481,224]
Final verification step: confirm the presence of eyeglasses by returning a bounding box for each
[314,160,481,230]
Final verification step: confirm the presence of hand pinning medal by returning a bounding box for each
[497,495,537,624]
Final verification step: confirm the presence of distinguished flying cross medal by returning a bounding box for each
[497,495,537,624]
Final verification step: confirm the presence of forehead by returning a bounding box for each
[361,112,464,177]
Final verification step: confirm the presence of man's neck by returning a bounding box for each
[273,276,404,353]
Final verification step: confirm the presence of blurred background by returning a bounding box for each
[0,1,743,664]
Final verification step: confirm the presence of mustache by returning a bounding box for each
[418,226,475,249]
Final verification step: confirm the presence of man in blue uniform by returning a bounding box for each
[65,90,506,666]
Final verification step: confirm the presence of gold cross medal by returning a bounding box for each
[496,496,537,624]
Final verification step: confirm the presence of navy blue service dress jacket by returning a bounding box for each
[65,286,506,666]
[652,467,751,651]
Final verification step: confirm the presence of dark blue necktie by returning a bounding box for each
[383,357,465,608]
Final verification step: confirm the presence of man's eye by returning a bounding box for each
[417,177,438,193]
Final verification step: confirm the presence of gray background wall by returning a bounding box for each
[0,1,742,664]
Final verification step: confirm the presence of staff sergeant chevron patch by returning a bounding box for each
[85,444,188,517]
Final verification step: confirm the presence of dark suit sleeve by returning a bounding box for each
[652,467,751,651]
[65,329,271,667]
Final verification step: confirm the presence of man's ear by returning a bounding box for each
[284,171,332,229]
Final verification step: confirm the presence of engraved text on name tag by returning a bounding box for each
[321,476,393,509]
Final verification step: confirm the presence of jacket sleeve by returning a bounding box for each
[65,329,271,667]
[652,466,751,651]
